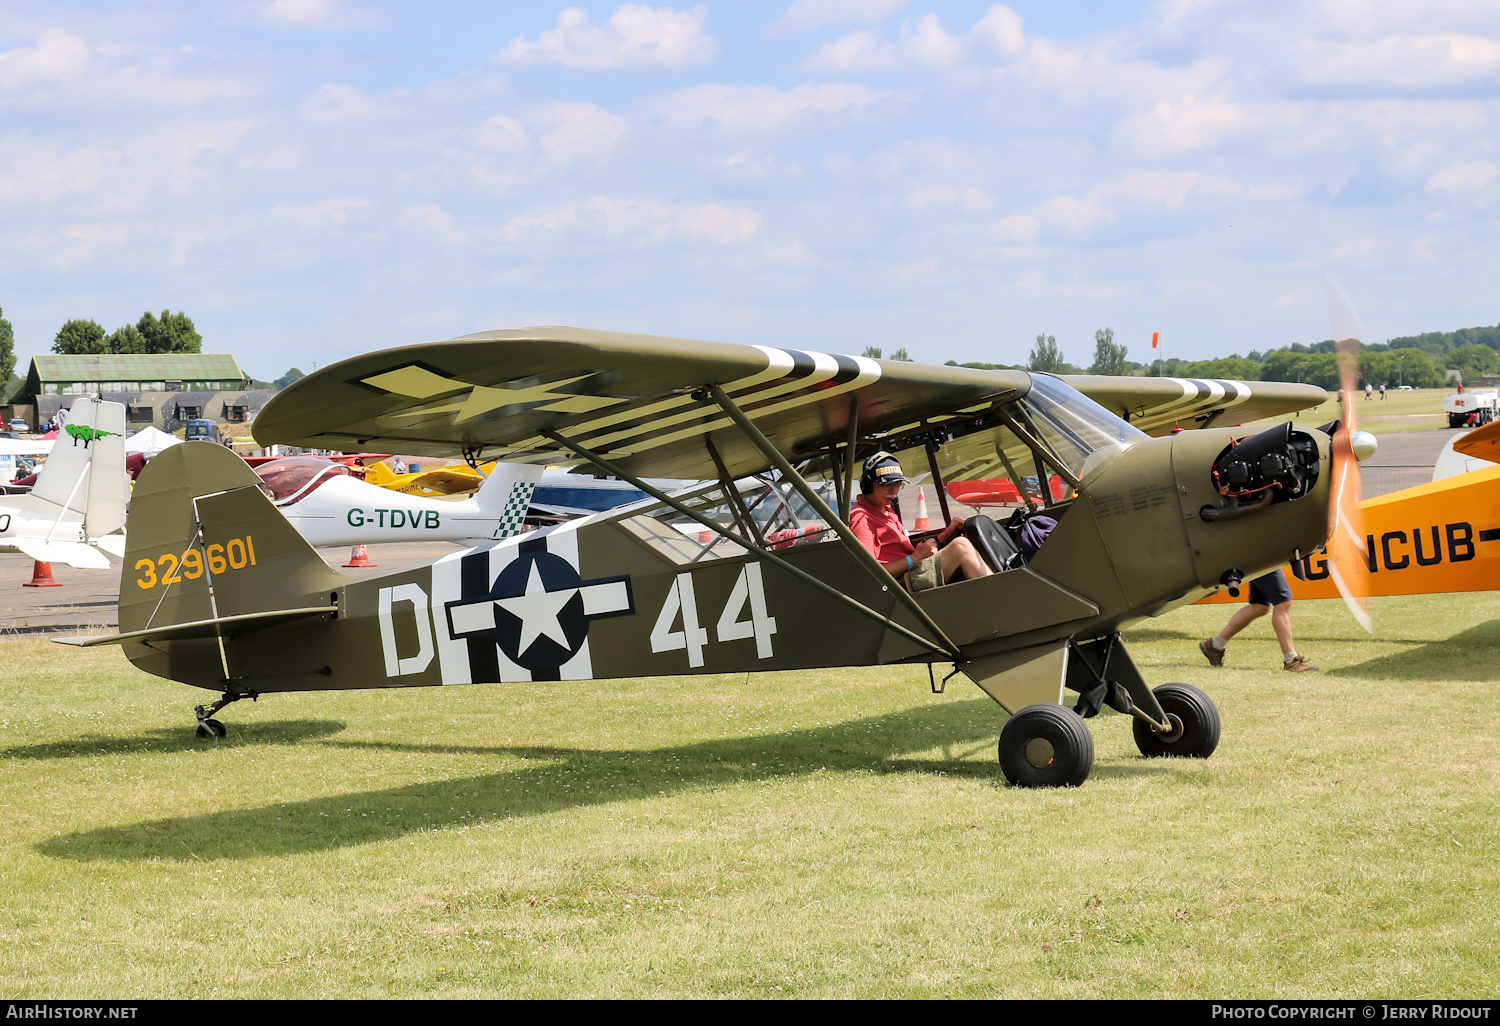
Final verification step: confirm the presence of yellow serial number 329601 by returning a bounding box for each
[135,536,258,590]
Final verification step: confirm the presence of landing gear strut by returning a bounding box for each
[194,689,257,740]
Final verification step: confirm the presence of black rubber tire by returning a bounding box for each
[196,719,227,740]
[1133,683,1220,758]
[998,704,1094,787]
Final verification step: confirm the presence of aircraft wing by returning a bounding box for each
[254,326,1028,482]
[1453,419,1500,464]
[1061,375,1327,436]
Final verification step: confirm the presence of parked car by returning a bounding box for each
[7,418,28,432]
[183,419,223,444]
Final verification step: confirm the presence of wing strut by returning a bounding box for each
[541,430,954,659]
[840,397,859,519]
[704,434,766,548]
[921,426,952,525]
[703,383,963,661]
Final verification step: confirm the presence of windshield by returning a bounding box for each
[1016,374,1145,480]
[255,457,353,505]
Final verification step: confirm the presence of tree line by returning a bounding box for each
[940,322,1500,388]
[51,311,203,356]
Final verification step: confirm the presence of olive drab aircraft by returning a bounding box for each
[62,327,1344,787]
[0,396,128,569]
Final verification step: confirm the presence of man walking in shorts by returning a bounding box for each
[1199,569,1317,671]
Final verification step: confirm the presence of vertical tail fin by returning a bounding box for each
[472,460,544,535]
[32,397,126,523]
[120,442,343,687]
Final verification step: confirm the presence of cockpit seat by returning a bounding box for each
[964,516,1019,573]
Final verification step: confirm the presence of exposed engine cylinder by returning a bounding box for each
[1209,422,1321,503]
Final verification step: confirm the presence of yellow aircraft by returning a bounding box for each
[365,459,493,497]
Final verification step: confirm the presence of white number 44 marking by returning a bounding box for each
[650,565,777,667]
[715,563,777,658]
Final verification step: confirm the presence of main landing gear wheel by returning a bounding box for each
[998,704,1095,788]
[1132,683,1220,759]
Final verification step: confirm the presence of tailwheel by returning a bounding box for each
[193,691,253,741]
[1132,683,1220,759]
[998,704,1094,788]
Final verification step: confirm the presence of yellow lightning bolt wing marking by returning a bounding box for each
[363,367,628,425]
[362,365,468,398]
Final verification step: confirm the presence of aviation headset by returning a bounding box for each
[859,451,906,495]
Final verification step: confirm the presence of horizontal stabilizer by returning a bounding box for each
[54,606,335,649]
[12,538,112,570]
[94,534,127,559]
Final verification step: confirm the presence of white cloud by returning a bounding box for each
[642,81,888,134]
[494,5,717,70]
[1291,32,1500,91]
[475,114,530,154]
[803,5,1024,72]
[1426,160,1500,195]
[532,102,629,164]
[1111,94,1267,157]
[299,83,408,125]
[771,0,908,34]
[1038,193,1114,235]
[994,214,1039,242]
[263,0,383,30]
[270,196,372,230]
[399,203,466,246]
[1108,169,1241,208]
[500,195,761,246]
[0,30,90,91]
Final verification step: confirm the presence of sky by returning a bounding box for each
[2,0,1498,380]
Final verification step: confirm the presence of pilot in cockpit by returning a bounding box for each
[848,451,993,591]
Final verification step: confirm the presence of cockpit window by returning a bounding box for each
[256,457,352,505]
[1020,374,1145,480]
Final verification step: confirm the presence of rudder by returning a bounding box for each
[121,443,342,688]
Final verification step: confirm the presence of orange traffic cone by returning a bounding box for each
[914,487,931,531]
[343,544,377,568]
[698,529,714,544]
[24,560,62,588]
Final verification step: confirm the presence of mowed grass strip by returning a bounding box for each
[1,591,1497,998]
[1237,386,1453,436]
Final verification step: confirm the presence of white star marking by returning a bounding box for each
[495,561,577,657]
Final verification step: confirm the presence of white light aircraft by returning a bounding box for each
[256,456,543,547]
[0,397,127,569]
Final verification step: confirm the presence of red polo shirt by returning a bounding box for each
[849,494,914,564]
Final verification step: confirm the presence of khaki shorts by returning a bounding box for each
[907,554,943,592]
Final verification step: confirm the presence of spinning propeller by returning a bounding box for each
[1325,278,1374,633]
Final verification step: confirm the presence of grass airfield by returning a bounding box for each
[2,592,1497,998]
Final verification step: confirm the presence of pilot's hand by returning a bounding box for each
[914,538,939,561]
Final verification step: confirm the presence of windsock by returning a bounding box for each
[914,487,931,531]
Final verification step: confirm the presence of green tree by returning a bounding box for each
[274,367,306,389]
[0,305,14,385]
[107,324,148,354]
[861,346,883,359]
[136,309,203,353]
[52,319,107,355]
[1028,333,1063,372]
[1089,327,1129,375]
[889,347,912,362]
[1261,350,1339,388]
